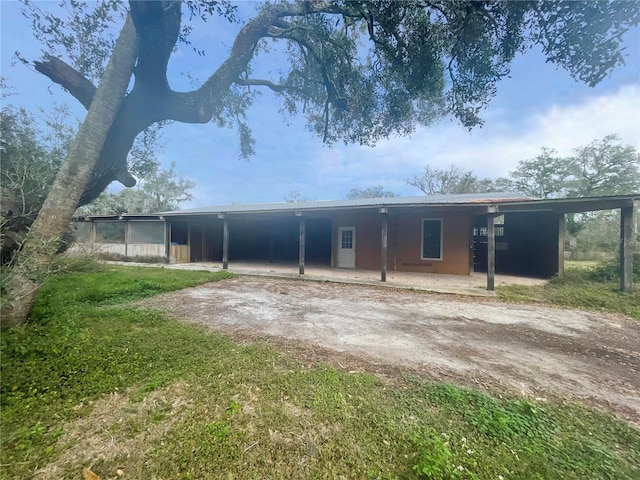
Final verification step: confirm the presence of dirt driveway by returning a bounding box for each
[140,276,640,424]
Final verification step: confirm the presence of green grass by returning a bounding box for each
[498,259,640,319]
[565,260,601,271]
[1,265,639,479]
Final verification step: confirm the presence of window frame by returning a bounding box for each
[340,228,354,249]
[128,220,165,245]
[420,218,443,261]
[94,220,126,244]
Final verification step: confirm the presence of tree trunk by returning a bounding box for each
[1,16,138,328]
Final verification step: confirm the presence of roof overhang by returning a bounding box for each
[74,194,640,221]
[160,195,639,218]
[495,196,640,214]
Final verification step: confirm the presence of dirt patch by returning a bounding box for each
[138,276,640,425]
[34,382,194,480]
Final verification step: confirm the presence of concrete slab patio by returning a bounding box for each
[108,261,548,296]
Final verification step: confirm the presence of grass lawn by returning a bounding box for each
[1,264,639,479]
[497,259,640,320]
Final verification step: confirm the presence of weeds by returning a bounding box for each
[498,258,640,319]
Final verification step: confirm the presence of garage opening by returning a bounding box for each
[473,212,560,278]
[229,218,298,263]
[226,217,332,266]
[305,218,332,266]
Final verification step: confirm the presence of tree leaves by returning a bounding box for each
[498,136,640,199]
[346,185,396,199]
[78,162,194,215]
[21,0,124,82]
[408,136,640,199]
[407,165,496,195]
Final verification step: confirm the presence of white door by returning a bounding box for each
[337,227,356,268]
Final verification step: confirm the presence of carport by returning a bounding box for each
[161,193,637,292]
[71,193,637,292]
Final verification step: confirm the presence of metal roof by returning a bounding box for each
[71,193,639,221]
[158,192,536,216]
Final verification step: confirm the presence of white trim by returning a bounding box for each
[421,218,443,261]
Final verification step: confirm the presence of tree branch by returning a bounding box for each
[34,57,97,110]
[234,78,287,93]
[164,1,352,124]
[129,0,181,93]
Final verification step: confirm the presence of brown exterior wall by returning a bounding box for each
[394,211,471,275]
[332,211,472,275]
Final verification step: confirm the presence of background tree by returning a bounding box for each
[346,186,396,199]
[284,191,314,203]
[494,137,639,199]
[565,135,640,242]
[1,107,61,264]
[567,135,640,197]
[494,148,572,199]
[79,162,194,215]
[407,164,496,195]
[496,137,639,254]
[0,100,165,265]
[4,0,639,326]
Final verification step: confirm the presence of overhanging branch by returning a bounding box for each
[34,57,97,110]
[234,78,287,93]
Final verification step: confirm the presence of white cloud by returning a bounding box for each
[335,83,640,184]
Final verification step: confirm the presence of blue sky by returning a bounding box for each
[2,1,639,207]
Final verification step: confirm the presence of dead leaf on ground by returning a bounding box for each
[82,468,100,480]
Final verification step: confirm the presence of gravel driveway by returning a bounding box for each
[140,276,640,424]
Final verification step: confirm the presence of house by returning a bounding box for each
[71,193,638,291]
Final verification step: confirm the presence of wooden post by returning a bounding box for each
[91,219,96,246]
[164,218,170,263]
[487,214,496,291]
[124,218,129,258]
[380,208,388,282]
[298,215,305,275]
[469,220,475,273]
[620,206,635,292]
[222,218,229,270]
[187,222,191,262]
[557,213,565,276]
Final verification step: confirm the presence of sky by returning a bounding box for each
[1,1,639,208]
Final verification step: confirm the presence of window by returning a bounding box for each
[421,219,443,260]
[95,221,125,244]
[473,226,504,237]
[341,229,353,249]
[130,221,164,244]
[170,222,188,245]
[72,222,92,243]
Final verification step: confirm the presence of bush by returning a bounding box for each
[587,254,640,283]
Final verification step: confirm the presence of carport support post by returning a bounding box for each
[380,208,388,282]
[620,206,635,292]
[123,218,129,258]
[487,213,498,291]
[297,213,305,275]
[557,213,565,275]
[220,214,229,270]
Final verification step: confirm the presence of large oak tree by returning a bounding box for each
[2,0,639,326]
